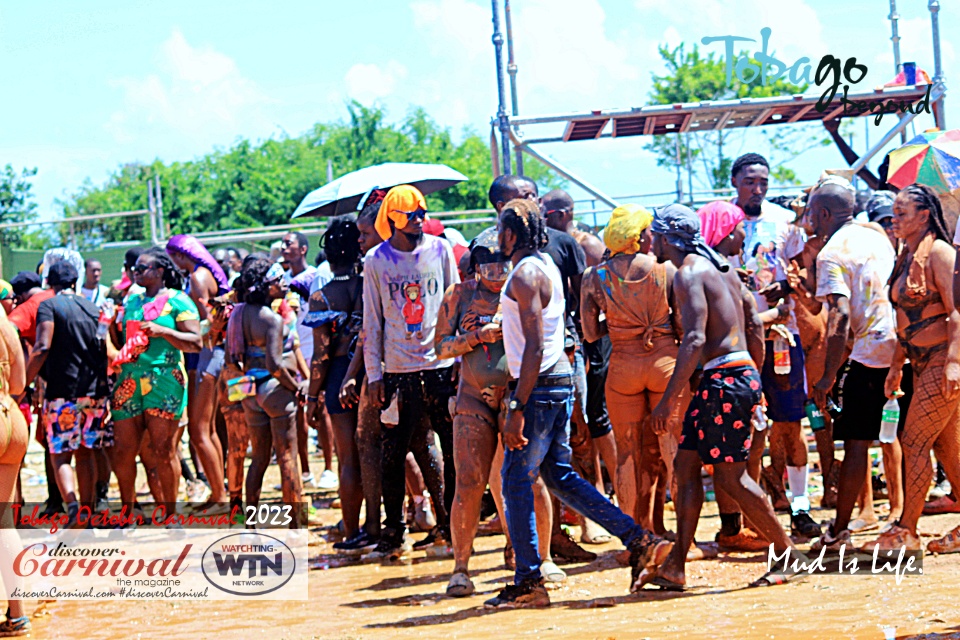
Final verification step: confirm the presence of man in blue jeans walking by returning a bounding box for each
[485,198,672,609]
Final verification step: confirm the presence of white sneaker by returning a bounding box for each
[303,472,319,489]
[277,473,320,492]
[317,469,339,491]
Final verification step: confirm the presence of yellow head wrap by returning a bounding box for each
[375,185,428,241]
[603,204,653,256]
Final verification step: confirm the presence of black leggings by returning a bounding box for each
[382,369,456,533]
[583,335,613,439]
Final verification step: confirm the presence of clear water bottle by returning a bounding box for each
[773,335,791,375]
[879,394,902,444]
[96,299,115,339]
[804,400,825,431]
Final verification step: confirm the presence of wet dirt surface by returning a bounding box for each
[16,444,960,640]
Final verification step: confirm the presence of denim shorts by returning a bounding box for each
[197,345,225,381]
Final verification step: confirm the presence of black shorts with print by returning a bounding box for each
[679,365,763,464]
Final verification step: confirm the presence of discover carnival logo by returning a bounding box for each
[201,532,297,596]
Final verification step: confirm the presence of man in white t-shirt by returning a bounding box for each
[730,153,819,540]
[806,182,898,552]
[80,259,110,308]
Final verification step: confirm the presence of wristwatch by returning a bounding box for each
[508,396,526,412]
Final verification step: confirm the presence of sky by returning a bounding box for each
[1,0,957,223]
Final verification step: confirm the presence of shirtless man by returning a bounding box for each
[640,204,800,590]
[485,198,670,608]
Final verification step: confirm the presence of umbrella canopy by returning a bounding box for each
[291,162,468,218]
[887,130,960,193]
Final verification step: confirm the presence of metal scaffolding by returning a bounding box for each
[490,0,948,207]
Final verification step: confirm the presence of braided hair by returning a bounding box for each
[237,257,273,306]
[889,183,951,287]
[500,198,548,252]
[731,152,769,178]
[321,214,361,270]
[143,246,184,290]
[901,183,951,244]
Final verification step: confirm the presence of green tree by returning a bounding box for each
[644,44,833,197]
[62,103,561,245]
[0,165,44,248]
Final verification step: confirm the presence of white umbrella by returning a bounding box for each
[291,162,468,218]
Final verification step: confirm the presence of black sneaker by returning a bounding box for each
[361,528,411,562]
[484,577,550,609]
[791,511,821,540]
[39,500,65,518]
[333,530,379,556]
[413,526,448,550]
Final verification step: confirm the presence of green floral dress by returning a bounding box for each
[112,290,199,421]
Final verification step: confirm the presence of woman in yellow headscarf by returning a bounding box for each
[580,204,685,535]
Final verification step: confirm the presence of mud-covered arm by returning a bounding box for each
[579,267,607,343]
[932,241,960,398]
[740,284,765,370]
[435,283,476,360]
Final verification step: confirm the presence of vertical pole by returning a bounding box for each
[889,0,906,142]
[491,0,512,175]
[674,135,683,203]
[504,0,523,175]
[147,178,158,245]
[929,0,946,129]
[156,175,167,240]
[326,159,334,183]
[686,133,694,206]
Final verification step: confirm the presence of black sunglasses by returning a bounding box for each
[131,263,155,274]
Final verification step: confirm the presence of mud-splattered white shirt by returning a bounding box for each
[815,222,897,368]
[363,234,459,381]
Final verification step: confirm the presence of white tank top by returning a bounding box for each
[501,253,566,379]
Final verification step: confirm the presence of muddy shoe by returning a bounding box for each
[790,511,822,541]
[446,572,475,598]
[484,577,550,609]
[860,525,921,553]
[716,527,769,552]
[550,530,597,564]
[927,525,960,554]
[361,528,411,562]
[809,527,852,554]
[628,531,672,593]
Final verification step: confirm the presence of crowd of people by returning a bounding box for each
[1,150,960,623]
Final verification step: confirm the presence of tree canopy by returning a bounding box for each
[644,44,835,194]
[60,103,558,242]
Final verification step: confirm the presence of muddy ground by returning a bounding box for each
[16,441,960,640]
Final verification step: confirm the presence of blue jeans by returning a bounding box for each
[501,381,647,583]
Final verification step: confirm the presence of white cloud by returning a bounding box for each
[344,61,409,103]
[873,16,954,83]
[635,0,827,72]
[105,29,273,146]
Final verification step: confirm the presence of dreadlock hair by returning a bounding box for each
[731,152,770,178]
[902,183,951,244]
[358,189,387,225]
[143,246,184,290]
[237,257,273,307]
[500,198,548,252]
[321,214,361,270]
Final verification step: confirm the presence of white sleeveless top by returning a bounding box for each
[501,253,566,379]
